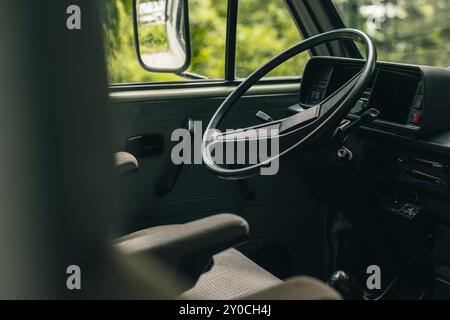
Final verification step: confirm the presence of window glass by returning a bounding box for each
[103,0,226,84]
[332,0,450,67]
[187,0,227,79]
[103,0,307,84]
[235,0,309,79]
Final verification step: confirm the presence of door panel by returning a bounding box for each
[110,83,327,279]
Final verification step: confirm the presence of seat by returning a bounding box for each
[179,248,283,300]
[180,248,340,300]
[180,248,342,300]
[116,215,341,300]
[113,152,341,300]
[113,151,341,301]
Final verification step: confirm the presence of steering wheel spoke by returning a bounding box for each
[213,122,281,143]
[279,105,320,133]
[317,71,362,116]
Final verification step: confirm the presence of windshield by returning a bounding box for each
[332,0,450,68]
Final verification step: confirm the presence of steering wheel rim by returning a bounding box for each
[202,28,377,179]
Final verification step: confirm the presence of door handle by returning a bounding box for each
[126,134,164,158]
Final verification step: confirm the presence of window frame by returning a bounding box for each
[108,0,358,90]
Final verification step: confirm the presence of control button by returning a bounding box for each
[336,147,353,162]
[400,203,421,219]
[351,99,365,114]
[413,98,423,110]
[411,113,422,124]
[362,92,371,99]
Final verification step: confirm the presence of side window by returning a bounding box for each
[103,0,307,84]
[236,0,309,79]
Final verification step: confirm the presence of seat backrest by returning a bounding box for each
[0,0,178,299]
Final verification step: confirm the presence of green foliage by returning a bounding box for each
[235,0,309,78]
[103,0,181,83]
[102,0,307,83]
[140,23,168,54]
[333,0,450,67]
[102,0,450,84]
[187,0,227,78]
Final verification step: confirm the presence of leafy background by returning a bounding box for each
[102,0,307,83]
[333,0,450,66]
[102,0,450,84]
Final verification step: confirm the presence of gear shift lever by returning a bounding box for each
[327,270,364,300]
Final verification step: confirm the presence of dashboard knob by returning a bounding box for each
[336,147,353,162]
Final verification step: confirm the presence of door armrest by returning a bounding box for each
[115,214,249,293]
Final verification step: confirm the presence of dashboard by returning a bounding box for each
[300,57,450,137]
[298,57,450,297]
[299,57,450,219]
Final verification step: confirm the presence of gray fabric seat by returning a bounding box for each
[179,248,283,300]
[116,216,341,300]
[179,248,341,300]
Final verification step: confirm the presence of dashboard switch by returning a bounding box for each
[351,99,365,114]
[411,113,422,124]
[379,199,421,220]
[255,110,274,123]
[399,203,421,219]
[413,97,423,110]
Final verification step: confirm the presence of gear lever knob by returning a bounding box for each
[327,270,364,300]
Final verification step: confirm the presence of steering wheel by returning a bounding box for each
[202,29,377,180]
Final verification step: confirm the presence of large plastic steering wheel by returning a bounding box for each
[202,29,377,179]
